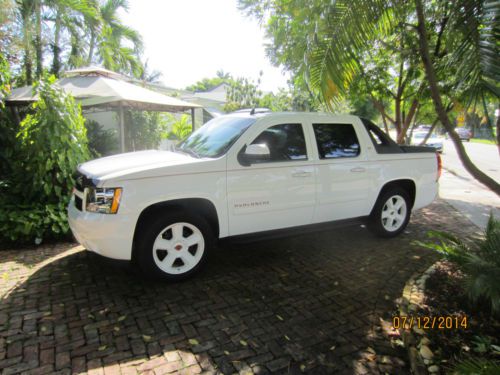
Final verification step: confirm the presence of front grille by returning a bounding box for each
[73,171,96,212]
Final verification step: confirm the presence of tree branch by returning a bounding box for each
[415,0,500,196]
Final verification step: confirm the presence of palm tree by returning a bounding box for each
[17,0,35,84]
[87,0,143,77]
[47,0,99,76]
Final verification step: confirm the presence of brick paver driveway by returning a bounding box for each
[0,200,476,375]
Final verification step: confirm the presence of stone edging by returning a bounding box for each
[398,262,442,375]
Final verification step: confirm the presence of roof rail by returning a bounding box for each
[232,108,272,115]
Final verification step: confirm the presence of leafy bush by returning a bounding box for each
[0,76,90,244]
[127,110,168,150]
[419,214,500,316]
[166,114,192,142]
[0,202,70,243]
[85,119,118,157]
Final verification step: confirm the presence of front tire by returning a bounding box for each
[369,188,411,238]
[135,212,213,281]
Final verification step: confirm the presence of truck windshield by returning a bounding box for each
[178,117,256,158]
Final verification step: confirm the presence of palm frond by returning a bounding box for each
[446,0,500,106]
[451,358,500,375]
[304,0,400,107]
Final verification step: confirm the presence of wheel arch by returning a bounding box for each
[370,179,416,215]
[132,198,220,261]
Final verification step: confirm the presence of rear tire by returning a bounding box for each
[135,211,213,281]
[368,188,411,238]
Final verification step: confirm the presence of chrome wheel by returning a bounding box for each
[381,195,407,232]
[152,222,205,275]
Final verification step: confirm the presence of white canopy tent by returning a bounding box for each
[6,71,201,152]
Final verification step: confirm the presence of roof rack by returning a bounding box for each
[232,108,272,115]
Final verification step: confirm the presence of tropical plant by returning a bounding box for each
[127,110,167,150]
[224,74,263,112]
[11,0,143,83]
[417,214,500,316]
[92,0,143,77]
[185,73,233,92]
[450,358,500,375]
[85,119,118,157]
[0,75,90,243]
[166,113,192,142]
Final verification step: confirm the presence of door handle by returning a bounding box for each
[350,167,366,173]
[292,170,312,177]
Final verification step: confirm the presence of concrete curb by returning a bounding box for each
[398,262,442,375]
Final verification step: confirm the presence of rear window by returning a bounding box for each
[313,123,360,159]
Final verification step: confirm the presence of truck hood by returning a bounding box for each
[78,150,206,182]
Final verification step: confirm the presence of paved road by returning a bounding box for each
[441,140,499,182]
[439,140,499,229]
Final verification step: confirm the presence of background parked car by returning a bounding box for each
[410,131,444,153]
[455,127,472,141]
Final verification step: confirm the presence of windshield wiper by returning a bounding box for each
[174,145,200,158]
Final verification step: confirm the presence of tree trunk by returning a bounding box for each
[420,118,439,145]
[397,99,419,144]
[415,0,500,196]
[381,113,389,135]
[22,6,33,85]
[395,96,402,141]
[88,29,96,65]
[34,0,42,79]
[51,10,61,76]
[496,104,500,155]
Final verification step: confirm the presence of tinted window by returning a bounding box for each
[313,123,360,159]
[251,123,307,162]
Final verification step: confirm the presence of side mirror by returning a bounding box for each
[238,144,270,166]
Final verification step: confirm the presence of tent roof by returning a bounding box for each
[63,66,128,80]
[6,75,200,112]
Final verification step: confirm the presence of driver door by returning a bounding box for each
[226,122,316,236]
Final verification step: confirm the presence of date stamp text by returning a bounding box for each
[392,315,468,330]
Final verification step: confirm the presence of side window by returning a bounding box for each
[251,123,307,162]
[313,123,360,159]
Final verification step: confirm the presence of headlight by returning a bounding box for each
[86,188,122,214]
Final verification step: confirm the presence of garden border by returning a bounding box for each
[398,262,443,375]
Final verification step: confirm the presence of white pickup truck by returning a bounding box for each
[68,112,441,280]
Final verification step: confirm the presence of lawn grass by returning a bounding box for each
[470,138,497,145]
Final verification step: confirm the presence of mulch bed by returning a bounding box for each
[418,261,500,372]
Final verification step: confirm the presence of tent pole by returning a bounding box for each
[191,108,195,131]
[119,104,125,153]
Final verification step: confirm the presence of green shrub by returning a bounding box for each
[0,202,69,243]
[85,119,118,157]
[127,110,168,150]
[166,113,192,142]
[0,76,90,244]
[418,214,500,316]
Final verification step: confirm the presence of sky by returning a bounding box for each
[120,0,290,93]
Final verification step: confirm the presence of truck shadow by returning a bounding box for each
[1,206,462,374]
